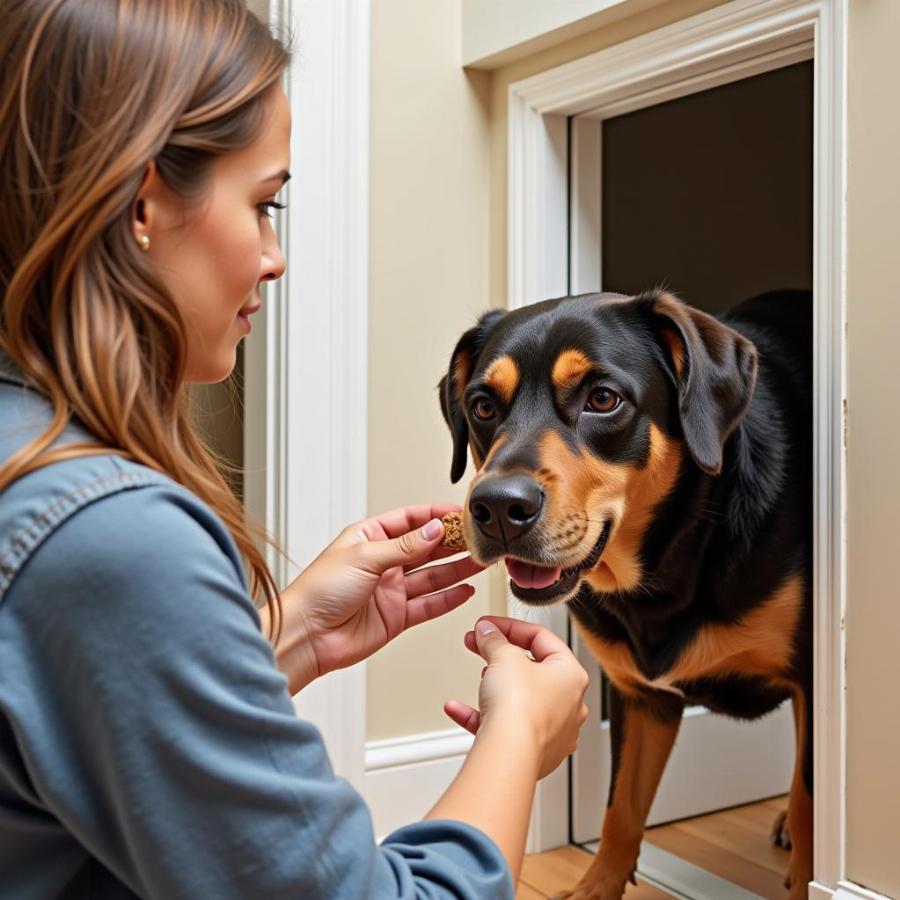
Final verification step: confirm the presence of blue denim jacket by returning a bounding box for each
[0,350,512,900]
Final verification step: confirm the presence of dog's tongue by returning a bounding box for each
[505,558,562,590]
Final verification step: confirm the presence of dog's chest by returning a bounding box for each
[574,573,803,698]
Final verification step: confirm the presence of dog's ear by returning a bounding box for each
[647,292,758,476]
[438,309,506,483]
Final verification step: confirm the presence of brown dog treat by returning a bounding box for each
[440,512,466,549]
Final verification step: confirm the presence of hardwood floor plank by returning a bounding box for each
[519,797,794,898]
[671,810,790,874]
[643,825,787,898]
[519,845,670,898]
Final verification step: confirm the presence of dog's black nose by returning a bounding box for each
[469,475,544,544]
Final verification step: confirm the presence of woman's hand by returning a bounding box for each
[444,616,590,779]
[274,505,483,694]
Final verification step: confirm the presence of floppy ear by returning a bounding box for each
[647,292,758,476]
[438,309,506,483]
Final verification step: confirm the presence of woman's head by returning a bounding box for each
[136,85,290,382]
[0,0,291,624]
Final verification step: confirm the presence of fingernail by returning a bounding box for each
[476,619,497,636]
[421,518,443,540]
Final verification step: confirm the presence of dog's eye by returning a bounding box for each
[472,398,496,421]
[585,388,621,414]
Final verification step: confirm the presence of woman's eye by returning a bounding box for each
[258,200,287,219]
[472,398,495,421]
[585,388,621,414]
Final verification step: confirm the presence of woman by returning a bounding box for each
[0,2,589,897]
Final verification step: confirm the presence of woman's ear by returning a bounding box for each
[132,160,175,249]
[438,309,505,484]
[647,292,758,476]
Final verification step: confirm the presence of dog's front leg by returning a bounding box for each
[553,685,684,900]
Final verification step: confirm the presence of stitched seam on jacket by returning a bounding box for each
[0,470,171,602]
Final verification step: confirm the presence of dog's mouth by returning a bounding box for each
[505,521,611,604]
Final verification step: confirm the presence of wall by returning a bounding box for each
[365,0,498,741]
[845,0,900,895]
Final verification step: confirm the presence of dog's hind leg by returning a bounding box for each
[785,685,814,900]
[552,685,683,900]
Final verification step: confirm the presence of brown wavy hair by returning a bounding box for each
[0,0,291,637]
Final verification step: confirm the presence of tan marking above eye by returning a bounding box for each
[551,348,593,394]
[483,356,520,405]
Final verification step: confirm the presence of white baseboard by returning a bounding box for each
[363,728,473,841]
[811,881,895,900]
[834,883,895,900]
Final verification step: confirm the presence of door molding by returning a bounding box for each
[244,0,371,791]
[507,3,847,895]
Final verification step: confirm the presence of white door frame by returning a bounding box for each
[244,0,371,792]
[507,1,850,896]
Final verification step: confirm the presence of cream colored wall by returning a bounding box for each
[845,0,900,895]
[365,0,501,741]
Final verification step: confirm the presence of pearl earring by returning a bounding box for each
[137,234,150,252]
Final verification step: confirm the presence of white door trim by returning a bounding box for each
[244,0,370,792]
[507,3,848,895]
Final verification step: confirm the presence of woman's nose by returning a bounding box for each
[261,237,286,282]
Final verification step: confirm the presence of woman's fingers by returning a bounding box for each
[463,616,571,663]
[361,504,463,541]
[443,699,481,735]
[404,584,474,629]
[404,555,483,597]
[402,545,474,572]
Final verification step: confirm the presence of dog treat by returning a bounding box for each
[440,512,466,549]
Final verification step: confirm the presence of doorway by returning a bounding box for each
[568,57,813,900]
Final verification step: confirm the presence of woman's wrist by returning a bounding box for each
[260,582,321,694]
[427,713,541,883]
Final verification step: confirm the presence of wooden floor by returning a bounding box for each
[518,796,790,899]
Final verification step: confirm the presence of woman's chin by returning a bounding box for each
[185,351,238,385]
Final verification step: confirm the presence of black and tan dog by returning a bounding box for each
[439,289,812,900]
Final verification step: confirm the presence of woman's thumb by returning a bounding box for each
[474,618,508,660]
[359,518,444,571]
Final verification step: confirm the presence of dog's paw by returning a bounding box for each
[550,871,636,900]
[770,809,792,850]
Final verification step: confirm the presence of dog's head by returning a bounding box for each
[438,291,758,604]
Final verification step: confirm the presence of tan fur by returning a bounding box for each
[786,690,813,900]
[577,574,804,697]
[565,705,682,899]
[658,325,686,379]
[483,356,520,405]
[535,424,681,593]
[551,348,593,394]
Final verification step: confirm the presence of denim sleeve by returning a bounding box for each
[0,485,513,900]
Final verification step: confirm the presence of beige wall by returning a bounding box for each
[365,0,501,741]
[845,0,900,895]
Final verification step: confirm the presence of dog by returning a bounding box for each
[439,289,812,900]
